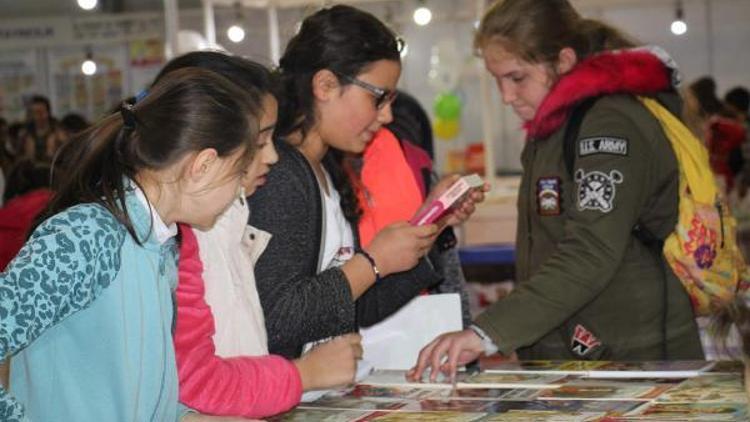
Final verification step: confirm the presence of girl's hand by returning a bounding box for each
[366,222,438,277]
[438,181,489,228]
[294,333,363,391]
[407,329,485,383]
[416,175,490,229]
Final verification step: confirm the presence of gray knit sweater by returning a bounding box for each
[248,139,442,358]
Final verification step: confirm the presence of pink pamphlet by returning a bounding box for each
[409,174,484,226]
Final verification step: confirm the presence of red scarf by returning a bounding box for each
[525,50,672,140]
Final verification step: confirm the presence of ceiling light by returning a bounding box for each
[413,6,432,26]
[81,52,97,76]
[227,25,245,43]
[227,2,246,43]
[77,0,97,10]
[670,1,687,36]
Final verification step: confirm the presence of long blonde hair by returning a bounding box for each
[475,0,637,66]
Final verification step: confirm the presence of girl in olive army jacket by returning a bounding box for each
[411,0,703,381]
[474,49,703,361]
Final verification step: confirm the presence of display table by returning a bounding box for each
[270,360,748,421]
[458,244,515,267]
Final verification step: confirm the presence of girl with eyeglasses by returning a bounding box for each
[247,5,483,359]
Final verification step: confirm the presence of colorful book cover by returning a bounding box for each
[538,380,673,401]
[581,377,686,385]
[342,385,440,400]
[624,402,749,420]
[355,411,487,421]
[479,410,606,421]
[484,360,610,375]
[268,408,373,422]
[302,396,408,412]
[655,374,749,403]
[412,399,497,413]
[486,399,643,415]
[586,360,715,379]
[459,372,568,389]
[305,397,496,414]
[431,388,541,401]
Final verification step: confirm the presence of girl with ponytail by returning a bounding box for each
[0,68,263,421]
[155,52,362,420]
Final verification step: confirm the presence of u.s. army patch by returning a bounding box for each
[536,177,561,216]
[578,136,628,157]
[575,169,623,213]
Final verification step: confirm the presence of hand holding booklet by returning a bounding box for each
[409,173,485,226]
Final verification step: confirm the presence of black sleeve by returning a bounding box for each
[355,258,441,328]
[248,143,356,358]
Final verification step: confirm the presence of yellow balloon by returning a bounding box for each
[433,118,460,140]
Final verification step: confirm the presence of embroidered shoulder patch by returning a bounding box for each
[536,177,561,216]
[575,169,623,213]
[571,324,601,357]
[578,136,628,157]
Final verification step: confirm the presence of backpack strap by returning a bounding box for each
[563,97,600,177]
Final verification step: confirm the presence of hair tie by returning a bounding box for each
[134,89,149,103]
[120,103,137,131]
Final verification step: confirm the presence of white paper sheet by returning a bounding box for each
[360,293,462,370]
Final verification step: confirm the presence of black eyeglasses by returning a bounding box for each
[338,74,398,109]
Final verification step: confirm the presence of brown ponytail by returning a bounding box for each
[475,0,637,65]
[38,68,261,242]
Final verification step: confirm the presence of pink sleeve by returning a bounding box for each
[174,224,303,418]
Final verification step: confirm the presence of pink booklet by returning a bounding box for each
[409,174,484,226]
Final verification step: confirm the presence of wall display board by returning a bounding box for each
[128,38,166,96]
[0,49,41,121]
[48,44,128,120]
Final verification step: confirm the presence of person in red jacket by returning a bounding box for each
[685,77,747,193]
[0,161,52,270]
[355,94,475,327]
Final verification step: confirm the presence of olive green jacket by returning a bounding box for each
[476,92,703,360]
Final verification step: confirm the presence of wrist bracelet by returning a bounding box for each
[357,249,381,283]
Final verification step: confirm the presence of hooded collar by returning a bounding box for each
[525,49,674,140]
